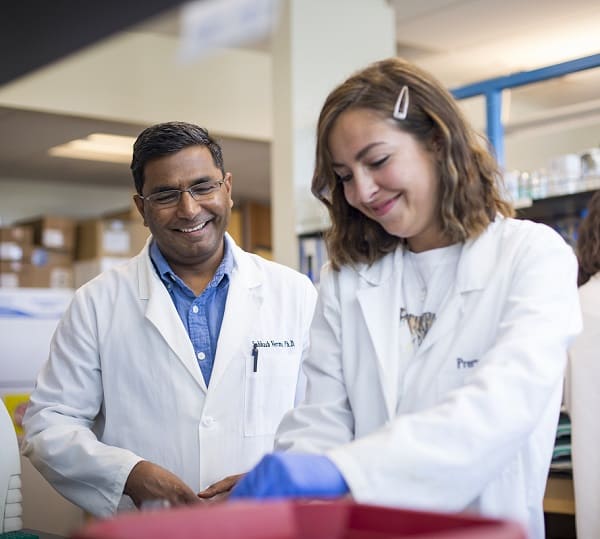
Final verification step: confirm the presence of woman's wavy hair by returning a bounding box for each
[312,57,514,270]
[576,190,600,286]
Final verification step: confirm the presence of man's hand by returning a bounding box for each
[197,473,245,502]
[124,461,200,508]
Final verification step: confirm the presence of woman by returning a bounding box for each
[565,190,600,539]
[229,58,581,539]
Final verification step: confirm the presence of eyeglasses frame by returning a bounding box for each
[137,178,227,208]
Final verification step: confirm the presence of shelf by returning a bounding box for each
[513,176,600,209]
[516,184,599,222]
[544,476,575,515]
[513,197,533,209]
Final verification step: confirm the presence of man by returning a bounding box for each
[22,122,317,516]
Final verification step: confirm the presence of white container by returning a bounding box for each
[549,154,582,194]
[581,148,600,177]
[0,400,22,532]
[0,288,73,396]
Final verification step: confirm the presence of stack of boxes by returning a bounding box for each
[74,203,149,288]
[21,216,76,288]
[0,204,150,290]
[0,225,33,288]
[0,217,75,288]
[1,199,254,290]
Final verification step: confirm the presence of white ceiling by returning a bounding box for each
[1,0,600,203]
[0,105,271,201]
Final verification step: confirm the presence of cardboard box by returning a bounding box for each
[0,225,33,261]
[100,199,150,255]
[17,216,76,252]
[19,264,74,289]
[0,260,24,273]
[0,260,23,288]
[129,221,150,254]
[29,247,73,267]
[74,257,130,288]
[77,218,149,261]
[0,242,24,262]
[0,274,20,288]
[0,225,33,245]
[77,219,128,260]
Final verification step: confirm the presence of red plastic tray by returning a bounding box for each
[71,500,526,539]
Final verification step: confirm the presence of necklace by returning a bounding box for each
[405,250,428,303]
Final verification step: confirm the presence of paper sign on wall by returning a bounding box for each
[178,0,278,62]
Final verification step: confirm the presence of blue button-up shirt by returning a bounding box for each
[150,238,233,386]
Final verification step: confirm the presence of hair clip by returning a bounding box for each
[393,85,409,120]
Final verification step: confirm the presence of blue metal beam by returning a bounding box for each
[451,53,600,99]
[486,90,504,165]
[450,53,600,166]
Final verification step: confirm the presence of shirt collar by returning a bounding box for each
[149,236,234,290]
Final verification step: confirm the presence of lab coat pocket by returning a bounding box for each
[244,348,300,437]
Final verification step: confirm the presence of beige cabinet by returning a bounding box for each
[228,202,271,259]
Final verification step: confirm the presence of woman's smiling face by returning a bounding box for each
[328,107,446,253]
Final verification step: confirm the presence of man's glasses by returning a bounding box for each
[138,179,226,208]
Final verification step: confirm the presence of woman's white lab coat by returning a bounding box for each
[565,273,600,539]
[22,235,316,516]
[275,217,581,539]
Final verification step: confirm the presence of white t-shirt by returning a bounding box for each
[400,243,462,351]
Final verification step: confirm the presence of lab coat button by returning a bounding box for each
[197,351,206,360]
[202,416,215,427]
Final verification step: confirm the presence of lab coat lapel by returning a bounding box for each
[138,246,207,392]
[208,246,263,391]
[416,222,499,357]
[356,248,403,419]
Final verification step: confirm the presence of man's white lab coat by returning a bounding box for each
[23,235,317,516]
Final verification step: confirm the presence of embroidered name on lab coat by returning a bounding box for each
[456,357,479,369]
[252,339,295,348]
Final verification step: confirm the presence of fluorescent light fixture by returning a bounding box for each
[48,133,136,164]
